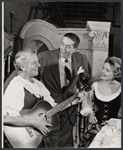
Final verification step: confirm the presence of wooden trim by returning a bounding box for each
[4,46,14,58]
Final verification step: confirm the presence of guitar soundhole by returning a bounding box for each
[37,113,43,118]
[37,113,49,122]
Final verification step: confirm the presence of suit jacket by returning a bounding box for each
[38,49,91,124]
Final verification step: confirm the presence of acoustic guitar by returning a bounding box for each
[4,72,91,148]
[4,93,79,148]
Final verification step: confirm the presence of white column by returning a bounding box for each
[86,21,111,81]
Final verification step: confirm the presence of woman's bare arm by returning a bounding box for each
[4,113,52,135]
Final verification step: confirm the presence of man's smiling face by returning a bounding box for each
[60,36,76,59]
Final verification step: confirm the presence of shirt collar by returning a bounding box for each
[60,57,71,63]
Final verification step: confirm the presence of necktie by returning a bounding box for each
[65,59,71,82]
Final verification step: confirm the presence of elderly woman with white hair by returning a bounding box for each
[3,49,58,148]
[3,48,83,148]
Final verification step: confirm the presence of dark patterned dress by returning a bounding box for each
[79,81,121,148]
[93,82,121,124]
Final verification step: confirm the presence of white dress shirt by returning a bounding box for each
[59,57,72,88]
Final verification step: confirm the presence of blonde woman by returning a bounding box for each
[80,57,121,147]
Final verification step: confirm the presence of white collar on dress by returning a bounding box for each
[93,82,121,102]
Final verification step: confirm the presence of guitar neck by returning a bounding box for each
[46,94,77,118]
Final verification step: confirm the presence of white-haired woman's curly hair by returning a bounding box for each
[13,48,36,71]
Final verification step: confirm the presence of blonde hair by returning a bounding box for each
[14,48,36,71]
[105,57,121,80]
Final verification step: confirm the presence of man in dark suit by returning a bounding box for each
[38,33,91,147]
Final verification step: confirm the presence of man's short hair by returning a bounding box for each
[64,33,80,48]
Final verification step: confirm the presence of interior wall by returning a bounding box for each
[4,2,38,33]
[4,2,121,58]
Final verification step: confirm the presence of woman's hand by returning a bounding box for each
[72,98,82,105]
[88,113,97,124]
[72,91,86,105]
[35,113,52,135]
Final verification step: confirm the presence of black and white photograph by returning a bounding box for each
[2,1,121,148]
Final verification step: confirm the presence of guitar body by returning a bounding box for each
[4,101,59,148]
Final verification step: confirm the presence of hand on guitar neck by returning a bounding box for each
[71,89,91,106]
[67,82,91,106]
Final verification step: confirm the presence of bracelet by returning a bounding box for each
[70,102,72,106]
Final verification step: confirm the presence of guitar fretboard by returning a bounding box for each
[46,94,77,118]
